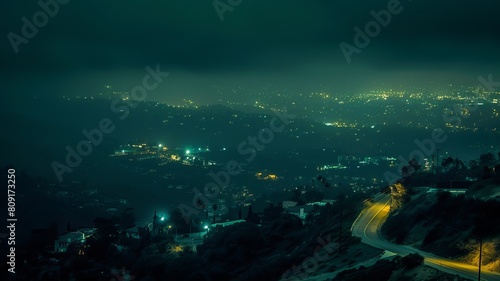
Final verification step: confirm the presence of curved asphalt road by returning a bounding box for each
[351,193,500,281]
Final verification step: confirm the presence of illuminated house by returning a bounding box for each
[124,227,141,239]
[285,205,315,220]
[53,228,95,253]
[54,232,85,253]
[256,172,278,180]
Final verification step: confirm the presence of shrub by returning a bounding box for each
[401,253,424,269]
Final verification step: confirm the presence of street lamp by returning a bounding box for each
[478,237,483,281]
[167,225,178,240]
[201,225,209,237]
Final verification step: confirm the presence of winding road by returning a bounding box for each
[351,193,500,281]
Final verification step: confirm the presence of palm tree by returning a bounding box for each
[212,204,218,224]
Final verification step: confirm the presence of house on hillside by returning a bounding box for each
[53,227,95,253]
[285,205,316,220]
[54,232,85,253]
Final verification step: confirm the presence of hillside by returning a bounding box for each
[333,253,471,281]
[381,180,500,273]
[466,175,500,200]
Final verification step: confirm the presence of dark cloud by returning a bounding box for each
[1,0,499,102]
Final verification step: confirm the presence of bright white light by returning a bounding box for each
[160,217,165,221]
[159,144,162,147]
[186,150,191,154]
[204,225,208,229]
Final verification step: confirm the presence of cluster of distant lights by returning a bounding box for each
[117,143,225,157]
[158,215,209,230]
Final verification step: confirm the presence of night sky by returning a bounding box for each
[2,0,500,104]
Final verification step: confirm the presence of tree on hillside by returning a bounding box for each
[401,253,424,269]
[389,183,409,212]
[442,156,455,173]
[290,187,306,205]
[408,158,422,172]
[137,225,152,250]
[263,203,284,223]
[94,217,118,243]
[247,205,253,219]
[439,157,467,181]
[317,175,332,188]
[212,203,218,224]
[401,157,421,179]
[460,239,497,267]
[246,205,260,223]
[169,207,193,233]
[113,208,135,231]
[467,159,478,170]
[482,166,492,179]
[23,223,59,262]
[304,189,323,202]
[85,217,118,259]
[480,152,496,167]
[454,158,466,171]
[462,159,484,179]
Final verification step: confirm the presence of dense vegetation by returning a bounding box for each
[5,194,373,281]
[382,153,500,272]
[333,253,469,281]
